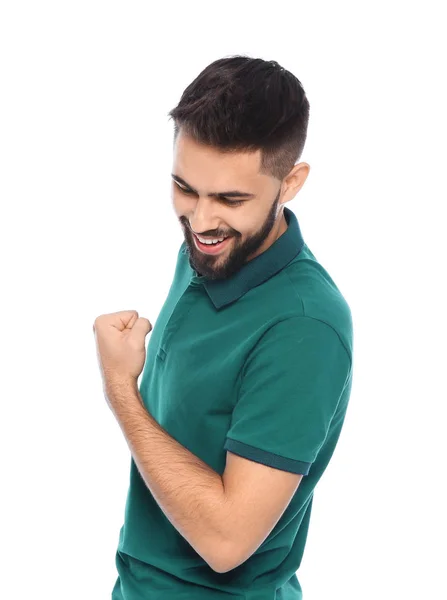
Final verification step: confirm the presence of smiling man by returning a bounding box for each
[111,55,354,600]
[171,131,296,281]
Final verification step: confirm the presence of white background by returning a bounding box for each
[1,1,446,598]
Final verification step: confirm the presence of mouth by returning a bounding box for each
[193,233,232,255]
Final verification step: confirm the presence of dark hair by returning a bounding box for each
[167,55,310,181]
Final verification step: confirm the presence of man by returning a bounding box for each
[94,55,354,599]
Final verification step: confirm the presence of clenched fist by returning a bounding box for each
[93,310,152,390]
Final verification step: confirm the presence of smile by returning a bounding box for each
[193,233,231,255]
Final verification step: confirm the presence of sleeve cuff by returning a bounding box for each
[224,437,312,475]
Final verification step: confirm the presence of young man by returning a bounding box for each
[110,55,354,599]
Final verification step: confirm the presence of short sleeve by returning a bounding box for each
[223,317,351,475]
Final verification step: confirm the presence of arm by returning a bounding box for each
[107,380,232,573]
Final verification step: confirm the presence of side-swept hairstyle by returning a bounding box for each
[167,55,310,181]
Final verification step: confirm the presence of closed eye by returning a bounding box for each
[174,182,244,206]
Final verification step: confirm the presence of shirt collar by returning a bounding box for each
[182,206,305,309]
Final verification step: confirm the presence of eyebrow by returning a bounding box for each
[171,173,256,199]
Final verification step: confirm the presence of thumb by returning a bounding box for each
[132,317,152,339]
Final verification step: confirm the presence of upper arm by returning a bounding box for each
[214,317,351,573]
[217,450,303,572]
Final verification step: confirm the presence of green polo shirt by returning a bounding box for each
[112,206,354,600]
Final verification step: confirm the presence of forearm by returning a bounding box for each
[106,380,230,570]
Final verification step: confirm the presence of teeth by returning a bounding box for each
[196,234,227,244]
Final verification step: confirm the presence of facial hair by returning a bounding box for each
[182,185,283,282]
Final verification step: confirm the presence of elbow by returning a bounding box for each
[208,538,242,574]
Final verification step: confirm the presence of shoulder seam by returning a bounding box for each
[239,314,352,398]
[284,269,305,313]
[287,315,352,370]
[243,315,352,376]
[282,270,351,369]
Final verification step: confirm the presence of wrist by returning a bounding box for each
[105,374,138,396]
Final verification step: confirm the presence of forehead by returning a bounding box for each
[172,131,264,187]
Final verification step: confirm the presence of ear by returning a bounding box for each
[282,162,311,203]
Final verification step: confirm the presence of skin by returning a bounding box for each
[171,130,311,281]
